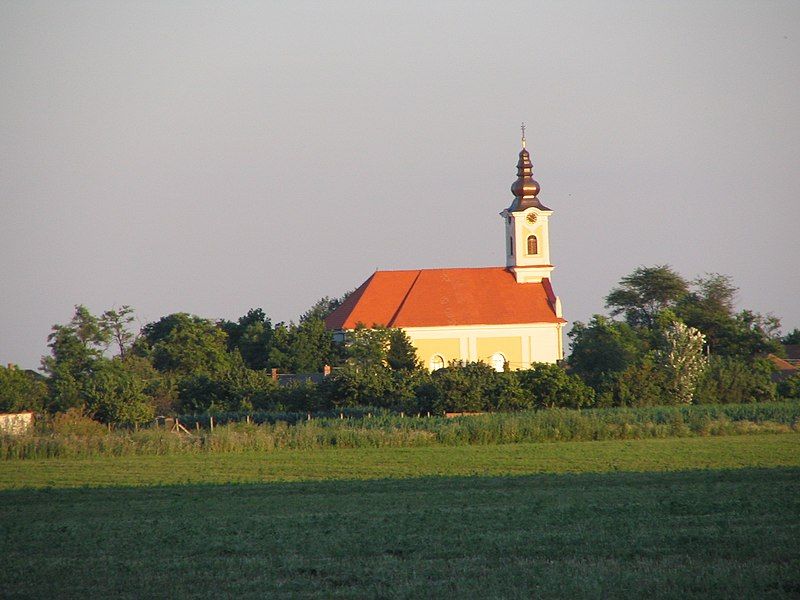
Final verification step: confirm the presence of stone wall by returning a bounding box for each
[0,412,35,435]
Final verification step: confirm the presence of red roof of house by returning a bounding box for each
[325,267,565,330]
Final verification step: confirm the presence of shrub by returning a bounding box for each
[694,357,777,404]
[48,408,107,436]
[178,368,278,413]
[609,354,671,407]
[427,362,498,413]
[318,367,424,412]
[84,360,155,426]
[516,363,595,409]
[0,366,47,413]
[777,373,800,400]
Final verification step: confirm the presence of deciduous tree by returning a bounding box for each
[605,265,689,328]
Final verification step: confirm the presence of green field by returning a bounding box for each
[2,434,799,598]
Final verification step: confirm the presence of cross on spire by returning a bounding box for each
[521,122,527,148]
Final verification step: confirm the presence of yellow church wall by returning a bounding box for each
[475,336,523,368]
[403,323,563,371]
[412,338,461,368]
[530,327,560,363]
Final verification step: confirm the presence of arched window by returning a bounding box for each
[490,352,507,372]
[527,235,538,255]
[430,355,445,371]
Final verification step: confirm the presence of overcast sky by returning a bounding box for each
[1,1,798,370]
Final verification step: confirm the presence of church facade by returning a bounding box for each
[325,135,566,371]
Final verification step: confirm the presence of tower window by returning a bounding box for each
[509,237,514,256]
[527,235,538,255]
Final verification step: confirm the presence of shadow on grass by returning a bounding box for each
[2,467,799,599]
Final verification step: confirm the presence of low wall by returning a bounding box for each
[0,412,35,435]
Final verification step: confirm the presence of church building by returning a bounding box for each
[325,132,566,371]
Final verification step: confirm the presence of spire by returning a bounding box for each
[507,124,550,212]
[511,126,540,199]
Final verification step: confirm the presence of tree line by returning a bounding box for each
[1,265,798,425]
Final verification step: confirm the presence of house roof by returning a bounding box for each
[324,267,565,330]
[768,354,798,373]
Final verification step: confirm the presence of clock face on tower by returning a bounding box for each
[526,213,538,224]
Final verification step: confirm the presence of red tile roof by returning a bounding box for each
[325,267,565,330]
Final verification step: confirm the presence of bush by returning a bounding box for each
[777,373,800,400]
[0,366,47,413]
[3,401,798,460]
[516,363,595,409]
[84,360,155,426]
[48,408,107,436]
[318,368,425,412]
[427,362,500,413]
[178,368,277,413]
[694,357,777,404]
[609,354,671,407]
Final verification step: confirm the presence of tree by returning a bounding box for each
[0,365,48,413]
[299,293,351,323]
[267,318,340,373]
[605,265,689,329]
[41,305,110,413]
[782,329,800,345]
[345,324,392,370]
[83,358,155,426]
[386,329,421,371]
[319,367,419,411]
[516,363,595,409]
[608,354,671,407]
[694,356,776,404]
[141,314,232,377]
[777,373,800,399]
[677,275,781,358]
[567,315,645,390]
[100,305,137,358]
[291,317,338,372]
[657,321,707,404]
[427,361,497,413]
[219,308,273,370]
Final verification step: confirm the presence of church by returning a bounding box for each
[325,131,566,372]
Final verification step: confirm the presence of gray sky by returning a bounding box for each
[1,1,798,371]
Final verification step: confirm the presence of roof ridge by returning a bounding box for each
[376,265,507,274]
[387,269,423,327]
[323,272,375,330]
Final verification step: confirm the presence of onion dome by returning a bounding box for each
[510,147,540,198]
[507,124,550,212]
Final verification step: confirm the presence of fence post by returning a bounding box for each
[210,415,214,431]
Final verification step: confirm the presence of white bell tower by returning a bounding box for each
[500,125,555,284]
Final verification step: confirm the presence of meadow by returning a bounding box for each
[3,401,799,460]
[1,434,799,598]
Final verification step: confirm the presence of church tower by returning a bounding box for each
[500,126,555,285]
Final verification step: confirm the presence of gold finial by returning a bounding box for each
[521,122,526,149]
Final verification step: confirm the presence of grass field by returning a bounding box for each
[2,434,799,598]
[1,433,799,489]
